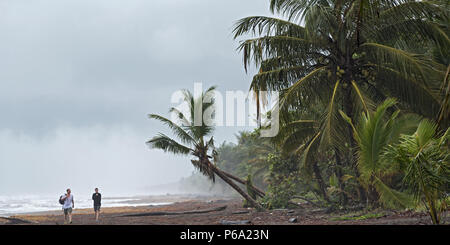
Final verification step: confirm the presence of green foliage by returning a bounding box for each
[159,1,450,214]
[214,130,275,189]
[383,120,450,224]
[234,0,448,157]
[341,98,421,208]
[331,212,386,221]
[243,174,258,208]
[233,0,449,210]
[261,153,301,209]
[261,174,298,209]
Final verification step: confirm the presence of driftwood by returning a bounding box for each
[0,217,37,224]
[116,205,227,217]
[232,210,250,215]
[220,220,251,225]
[272,208,289,212]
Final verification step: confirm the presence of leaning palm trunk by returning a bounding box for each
[220,170,266,198]
[210,163,265,211]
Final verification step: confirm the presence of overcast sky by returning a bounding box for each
[0,0,274,196]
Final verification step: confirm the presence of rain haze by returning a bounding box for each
[0,0,271,197]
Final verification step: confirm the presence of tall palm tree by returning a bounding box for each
[147,86,264,210]
[233,0,448,203]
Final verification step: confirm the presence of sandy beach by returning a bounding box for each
[0,195,447,225]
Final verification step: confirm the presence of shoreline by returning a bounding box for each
[0,194,234,218]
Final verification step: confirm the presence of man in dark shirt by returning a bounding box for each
[92,188,101,222]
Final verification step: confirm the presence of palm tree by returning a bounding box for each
[383,120,450,224]
[233,0,448,204]
[340,98,420,208]
[272,104,331,203]
[147,86,265,210]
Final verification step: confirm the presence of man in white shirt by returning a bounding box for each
[61,188,75,224]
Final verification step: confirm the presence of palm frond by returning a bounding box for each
[233,16,306,39]
[298,132,321,171]
[363,42,443,84]
[191,159,215,182]
[148,114,195,145]
[237,35,315,72]
[373,176,415,209]
[280,66,328,108]
[319,80,347,152]
[146,133,193,155]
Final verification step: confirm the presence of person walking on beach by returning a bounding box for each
[92,188,101,222]
[61,188,74,224]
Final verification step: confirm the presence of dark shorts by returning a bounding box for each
[94,205,101,212]
[63,208,72,215]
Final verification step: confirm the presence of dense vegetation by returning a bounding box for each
[149,0,449,224]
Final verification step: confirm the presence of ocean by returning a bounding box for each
[0,194,172,217]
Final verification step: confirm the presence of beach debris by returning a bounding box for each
[310,208,328,214]
[288,201,304,209]
[116,205,227,217]
[288,218,298,223]
[220,220,251,225]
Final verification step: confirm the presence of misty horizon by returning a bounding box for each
[0,0,269,196]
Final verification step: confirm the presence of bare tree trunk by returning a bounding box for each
[334,148,348,206]
[312,161,330,203]
[211,165,265,211]
[256,90,261,129]
[344,87,367,204]
[437,65,450,129]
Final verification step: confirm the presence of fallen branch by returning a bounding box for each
[116,205,227,217]
[292,196,323,208]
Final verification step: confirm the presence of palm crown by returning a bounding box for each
[233,0,448,154]
[147,86,218,181]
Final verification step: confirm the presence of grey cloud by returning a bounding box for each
[0,0,269,195]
